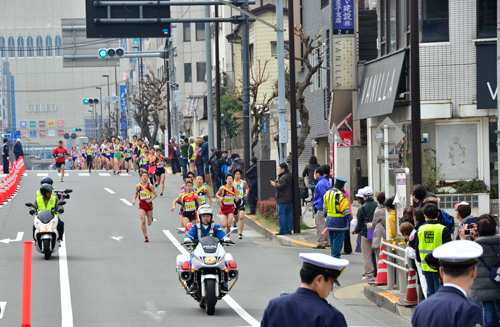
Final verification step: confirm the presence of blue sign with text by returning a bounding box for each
[30,130,36,137]
[120,85,127,138]
[332,0,355,34]
[10,76,16,129]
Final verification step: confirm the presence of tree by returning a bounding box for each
[218,86,243,140]
[128,71,168,144]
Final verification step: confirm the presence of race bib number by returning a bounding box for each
[223,195,234,205]
[200,195,206,205]
[57,153,64,157]
[157,161,164,168]
[125,153,131,158]
[139,191,150,200]
[185,201,196,211]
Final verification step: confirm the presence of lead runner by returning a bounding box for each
[132,171,158,242]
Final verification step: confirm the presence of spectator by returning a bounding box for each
[408,206,428,299]
[215,151,229,186]
[367,192,387,263]
[13,138,24,161]
[168,138,181,175]
[422,196,455,233]
[228,153,243,174]
[211,150,223,193]
[312,167,332,249]
[222,150,231,166]
[2,138,8,174]
[412,184,428,207]
[180,137,190,179]
[302,156,321,199]
[416,204,452,298]
[195,145,205,180]
[385,197,397,245]
[188,137,196,172]
[469,214,500,327]
[208,148,216,188]
[271,163,293,235]
[245,156,258,215]
[354,187,378,281]
[455,201,477,240]
[400,222,414,241]
[402,206,414,223]
[200,135,210,184]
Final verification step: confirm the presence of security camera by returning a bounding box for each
[422,133,429,143]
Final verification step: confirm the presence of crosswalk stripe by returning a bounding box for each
[37,173,48,176]
[58,173,69,176]
[78,173,90,176]
[99,173,111,176]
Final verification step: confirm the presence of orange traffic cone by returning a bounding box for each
[0,184,6,204]
[402,266,419,305]
[372,245,388,286]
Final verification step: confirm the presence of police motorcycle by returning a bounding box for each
[176,205,239,315]
[25,185,68,260]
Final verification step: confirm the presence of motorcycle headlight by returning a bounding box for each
[204,256,217,265]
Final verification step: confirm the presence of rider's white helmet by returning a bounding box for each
[197,204,213,218]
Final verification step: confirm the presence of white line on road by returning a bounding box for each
[120,198,133,206]
[162,230,260,327]
[120,173,130,176]
[0,301,6,319]
[104,188,115,194]
[59,239,74,327]
[78,173,89,176]
[37,173,48,176]
[58,173,69,176]
[99,173,110,176]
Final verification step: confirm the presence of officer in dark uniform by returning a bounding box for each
[2,138,9,174]
[412,240,483,327]
[261,253,349,327]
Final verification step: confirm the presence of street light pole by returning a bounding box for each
[103,74,110,134]
[96,87,102,139]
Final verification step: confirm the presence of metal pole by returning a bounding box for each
[215,5,222,150]
[115,66,119,137]
[169,38,179,144]
[103,75,110,131]
[276,0,287,164]
[384,125,390,196]
[166,53,172,144]
[288,0,301,233]
[497,0,500,217]
[206,5,215,151]
[410,0,422,184]
[334,133,338,178]
[241,0,251,169]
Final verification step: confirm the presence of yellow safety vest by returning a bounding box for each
[189,143,196,160]
[418,222,446,272]
[323,189,344,218]
[36,194,57,210]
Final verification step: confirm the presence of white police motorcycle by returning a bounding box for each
[25,198,66,260]
[176,206,239,315]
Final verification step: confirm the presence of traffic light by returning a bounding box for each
[83,98,99,105]
[72,128,83,132]
[1,133,12,138]
[98,48,125,59]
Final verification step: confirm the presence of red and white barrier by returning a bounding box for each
[0,156,25,206]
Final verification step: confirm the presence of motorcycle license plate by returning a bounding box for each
[40,225,53,232]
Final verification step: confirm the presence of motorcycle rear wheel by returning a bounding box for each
[43,239,51,260]
[205,279,217,315]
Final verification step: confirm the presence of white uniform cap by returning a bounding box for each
[16,138,21,142]
[433,240,483,268]
[363,187,374,196]
[355,187,366,198]
[300,253,349,283]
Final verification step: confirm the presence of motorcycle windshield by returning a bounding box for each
[199,236,219,254]
[38,210,54,224]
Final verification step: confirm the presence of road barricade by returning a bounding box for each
[0,156,25,205]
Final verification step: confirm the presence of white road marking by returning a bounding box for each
[153,218,157,222]
[104,188,115,194]
[58,173,69,176]
[59,239,74,327]
[120,173,130,176]
[99,173,110,176]
[0,174,6,178]
[23,173,28,176]
[141,300,166,322]
[120,198,133,206]
[37,173,48,176]
[110,236,124,241]
[0,232,24,244]
[163,230,260,327]
[78,173,89,176]
[0,301,6,319]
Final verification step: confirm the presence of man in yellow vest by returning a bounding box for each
[31,184,65,246]
[415,203,452,298]
[188,137,196,172]
[323,178,357,259]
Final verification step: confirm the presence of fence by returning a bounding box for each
[380,240,409,293]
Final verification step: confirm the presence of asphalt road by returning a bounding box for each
[0,170,411,326]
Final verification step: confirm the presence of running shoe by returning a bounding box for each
[113,171,116,175]
[160,192,163,196]
[232,221,237,228]
[238,234,243,239]
[57,240,62,247]
[119,170,122,174]
[144,236,149,243]
[60,179,63,182]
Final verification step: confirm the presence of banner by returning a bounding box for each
[20,121,26,128]
[120,84,127,138]
[30,121,36,128]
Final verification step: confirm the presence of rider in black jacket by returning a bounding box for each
[245,156,258,215]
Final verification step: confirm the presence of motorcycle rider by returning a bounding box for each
[30,184,65,246]
[38,177,70,200]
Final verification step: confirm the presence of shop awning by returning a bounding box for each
[354,49,407,120]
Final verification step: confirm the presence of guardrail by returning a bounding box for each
[381,240,408,293]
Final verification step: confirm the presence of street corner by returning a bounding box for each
[363,283,415,319]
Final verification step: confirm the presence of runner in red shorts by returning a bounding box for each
[171,179,201,227]
[132,171,157,242]
[216,174,240,233]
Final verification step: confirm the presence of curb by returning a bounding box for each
[243,213,317,248]
[363,284,415,318]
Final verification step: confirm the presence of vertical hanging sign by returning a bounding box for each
[10,76,15,129]
[120,84,127,138]
[332,0,357,91]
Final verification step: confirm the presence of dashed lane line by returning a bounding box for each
[104,188,115,194]
[120,198,133,206]
[163,230,260,327]
[99,173,111,177]
[37,173,48,176]
[78,173,89,176]
[58,173,69,176]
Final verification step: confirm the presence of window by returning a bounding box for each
[27,36,34,57]
[195,23,205,41]
[55,36,62,56]
[249,44,254,63]
[0,37,5,58]
[184,63,192,82]
[36,36,43,57]
[389,0,397,51]
[8,37,15,57]
[183,23,191,42]
[196,62,207,82]
[478,0,496,38]
[46,36,52,57]
[271,41,289,56]
[422,0,449,42]
[321,0,329,9]
[17,36,24,57]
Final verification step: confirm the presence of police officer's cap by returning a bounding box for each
[334,177,347,188]
[300,253,349,285]
[433,240,483,269]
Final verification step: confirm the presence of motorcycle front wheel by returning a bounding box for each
[43,239,51,260]
[204,279,217,315]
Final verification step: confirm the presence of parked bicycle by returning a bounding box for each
[300,179,316,228]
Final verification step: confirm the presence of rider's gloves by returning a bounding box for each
[57,208,64,214]
[183,238,191,244]
[29,208,36,215]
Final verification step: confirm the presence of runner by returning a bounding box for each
[138,145,150,176]
[52,140,69,182]
[91,138,99,171]
[154,148,166,196]
[124,142,132,173]
[131,135,138,170]
[100,138,108,170]
[147,147,157,185]
[171,179,201,227]
[194,175,213,206]
[216,173,239,233]
[133,138,143,171]
[71,147,78,170]
[85,142,94,173]
[132,171,158,242]
[80,143,87,170]
[113,139,122,175]
[232,169,249,239]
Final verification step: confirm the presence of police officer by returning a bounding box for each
[31,184,65,246]
[2,138,9,174]
[412,240,483,327]
[261,253,349,327]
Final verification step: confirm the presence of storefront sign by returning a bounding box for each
[30,130,36,137]
[332,0,354,34]
[10,76,16,129]
[48,129,55,137]
[476,42,496,109]
[57,120,64,127]
[39,120,45,128]
[48,120,55,127]
[20,121,27,128]
[332,36,356,90]
[26,104,57,113]
[58,129,65,136]
[39,130,46,137]
[21,130,27,138]
[30,121,36,128]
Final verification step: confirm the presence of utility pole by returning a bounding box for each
[276,0,287,164]
[96,87,103,139]
[410,0,422,184]
[241,0,251,169]
[215,5,222,149]
[115,66,119,137]
[103,74,110,135]
[169,37,179,143]
[206,3,214,151]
